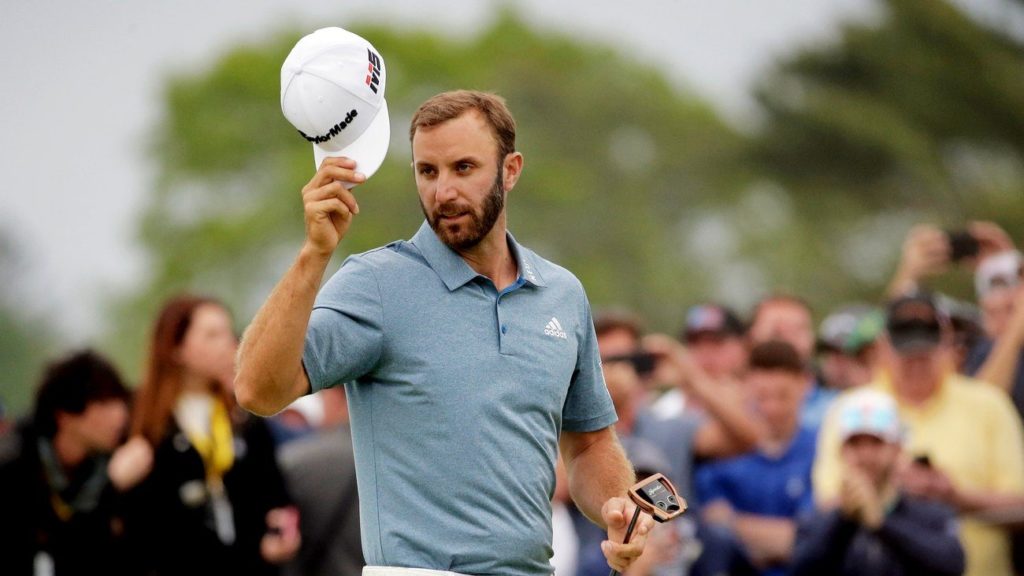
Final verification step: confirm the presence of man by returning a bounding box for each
[581,357,752,576]
[696,340,818,576]
[886,222,1023,414]
[791,388,965,576]
[0,350,132,575]
[681,303,747,381]
[813,292,1024,576]
[235,88,650,575]
[816,305,878,392]
[965,249,1024,419]
[592,314,760,501]
[748,294,836,430]
[642,303,747,421]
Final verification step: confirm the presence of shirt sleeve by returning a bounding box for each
[561,286,617,433]
[302,255,386,393]
[985,388,1024,493]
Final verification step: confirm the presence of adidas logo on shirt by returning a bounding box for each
[544,317,568,339]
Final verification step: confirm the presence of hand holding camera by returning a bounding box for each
[890,221,1016,296]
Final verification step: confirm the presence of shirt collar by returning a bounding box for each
[410,221,547,291]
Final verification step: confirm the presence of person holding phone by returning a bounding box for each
[813,292,1024,576]
[887,221,1014,297]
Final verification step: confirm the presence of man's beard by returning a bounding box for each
[423,168,505,251]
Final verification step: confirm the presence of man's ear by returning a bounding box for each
[502,152,524,192]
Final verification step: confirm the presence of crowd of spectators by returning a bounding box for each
[2,220,1023,576]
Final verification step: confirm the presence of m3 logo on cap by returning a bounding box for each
[366,49,382,94]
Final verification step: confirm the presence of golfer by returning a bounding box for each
[236,83,652,576]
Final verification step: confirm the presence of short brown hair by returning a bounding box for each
[409,90,517,160]
[594,309,645,341]
[748,340,806,375]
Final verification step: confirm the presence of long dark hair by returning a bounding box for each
[131,295,233,445]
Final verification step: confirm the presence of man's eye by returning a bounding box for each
[418,167,436,176]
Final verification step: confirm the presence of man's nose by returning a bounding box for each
[435,170,459,203]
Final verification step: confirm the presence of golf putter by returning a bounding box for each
[608,473,687,576]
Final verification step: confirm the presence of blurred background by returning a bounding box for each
[2,0,1023,414]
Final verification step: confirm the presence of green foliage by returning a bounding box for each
[739,0,1024,309]
[0,232,58,418]
[105,1,1024,375]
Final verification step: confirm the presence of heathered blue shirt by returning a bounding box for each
[303,222,617,576]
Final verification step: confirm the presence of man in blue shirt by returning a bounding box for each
[235,89,652,575]
[696,340,818,576]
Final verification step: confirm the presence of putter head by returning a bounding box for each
[628,473,687,523]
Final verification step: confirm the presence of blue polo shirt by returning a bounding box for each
[303,222,616,576]
[695,426,817,576]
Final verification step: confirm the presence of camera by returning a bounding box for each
[945,229,980,262]
[603,351,657,377]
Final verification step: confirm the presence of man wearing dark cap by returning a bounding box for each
[813,292,1024,576]
[682,303,747,382]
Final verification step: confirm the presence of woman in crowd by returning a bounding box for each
[109,294,300,575]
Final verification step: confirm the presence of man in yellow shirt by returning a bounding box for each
[813,292,1024,576]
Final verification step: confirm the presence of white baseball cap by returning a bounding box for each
[837,389,904,445]
[975,250,1023,298]
[280,27,390,182]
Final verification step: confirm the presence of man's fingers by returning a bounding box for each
[309,163,366,189]
[637,515,655,536]
[306,198,352,223]
[304,181,360,215]
[602,538,646,563]
[602,498,628,528]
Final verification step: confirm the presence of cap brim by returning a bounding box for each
[313,101,390,187]
[890,332,941,354]
[840,430,897,445]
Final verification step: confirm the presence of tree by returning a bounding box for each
[0,230,58,417]
[747,0,1024,304]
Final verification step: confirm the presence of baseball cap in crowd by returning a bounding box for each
[281,27,390,181]
[817,304,875,354]
[843,310,885,355]
[837,388,903,445]
[885,292,947,354]
[681,304,745,342]
[975,250,1023,299]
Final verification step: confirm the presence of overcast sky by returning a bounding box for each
[2,0,883,341]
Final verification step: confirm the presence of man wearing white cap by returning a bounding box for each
[813,292,1024,576]
[791,389,965,575]
[235,28,651,576]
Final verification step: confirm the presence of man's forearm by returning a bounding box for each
[977,329,1024,394]
[690,375,760,453]
[561,429,635,527]
[236,246,331,416]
